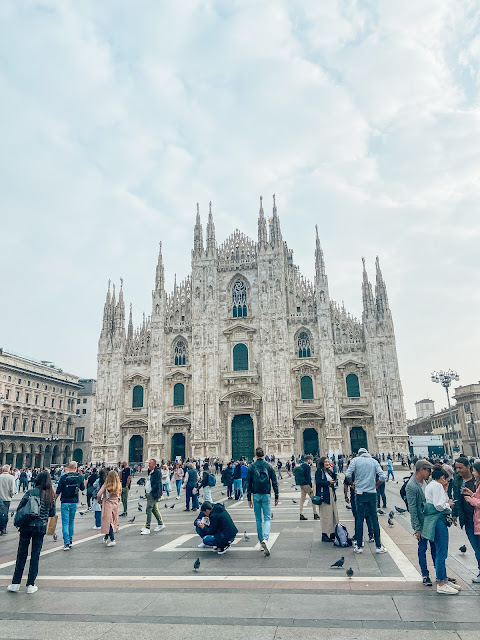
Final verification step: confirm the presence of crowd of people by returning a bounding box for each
[1,447,480,596]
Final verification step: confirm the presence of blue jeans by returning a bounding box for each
[162,483,170,497]
[465,520,480,573]
[418,536,436,577]
[387,470,395,481]
[376,483,386,508]
[176,480,183,497]
[186,485,199,510]
[433,518,449,582]
[203,533,234,549]
[196,525,211,539]
[355,493,381,548]
[234,478,243,499]
[61,503,77,546]
[253,493,271,543]
[94,510,101,527]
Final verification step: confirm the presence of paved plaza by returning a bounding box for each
[0,475,479,638]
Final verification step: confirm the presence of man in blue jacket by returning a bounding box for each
[55,461,85,550]
[196,501,238,554]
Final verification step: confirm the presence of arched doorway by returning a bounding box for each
[302,428,319,457]
[63,446,71,465]
[171,433,186,460]
[52,445,60,465]
[16,445,25,469]
[231,414,254,461]
[6,444,15,467]
[350,426,368,453]
[73,448,83,464]
[44,445,52,468]
[129,435,144,464]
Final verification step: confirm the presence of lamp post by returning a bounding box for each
[431,369,459,456]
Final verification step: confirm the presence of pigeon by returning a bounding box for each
[164,503,168,508]
[244,531,250,541]
[377,509,385,515]
[294,487,298,491]
[291,484,295,488]
[170,504,175,509]
[388,517,394,527]
[138,504,143,511]
[330,557,345,568]
[221,492,225,495]
[81,502,86,506]
[395,506,407,513]
[459,545,467,553]
[128,516,135,523]
[193,558,201,572]
[53,533,58,541]
[346,504,352,510]
[388,511,395,519]
[346,567,354,579]
[292,499,297,504]
[10,511,14,517]
[79,511,86,516]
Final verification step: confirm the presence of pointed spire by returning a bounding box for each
[269,193,282,246]
[375,255,389,316]
[127,303,133,341]
[155,241,164,292]
[258,195,267,246]
[315,225,326,279]
[102,280,112,335]
[362,258,375,318]
[206,201,216,253]
[194,203,204,255]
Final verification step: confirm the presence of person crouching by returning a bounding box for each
[195,501,238,554]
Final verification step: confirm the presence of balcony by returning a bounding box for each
[222,369,259,386]
[166,404,191,416]
[295,398,321,410]
[341,396,369,408]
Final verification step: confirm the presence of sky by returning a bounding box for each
[1,0,479,418]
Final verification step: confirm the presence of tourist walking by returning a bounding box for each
[119,461,131,516]
[423,465,457,594]
[97,470,121,547]
[92,468,107,529]
[0,465,16,535]
[294,455,319,521]
[184,462,199,512]
[453,457,480,582]
[140,459,165,535]
[200,463,212,503]
[247,447,279,555]
[405,459,435,586]
[233,460,243,500]
[386,457,395,482]
[161,464,170,498]
[461,460,480,583]
[315,457,339,542]
[173,463,184,499]
[345,448,387,554]
[8,471,56,593]
[55,461,85,551]
[86,468,98,510]
[222,462,234,499]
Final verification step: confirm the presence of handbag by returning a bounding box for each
[14,493,41,528]
[46,515,58,536]
[312,495,323,505]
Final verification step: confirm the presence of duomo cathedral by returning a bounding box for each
[92,197,408,465]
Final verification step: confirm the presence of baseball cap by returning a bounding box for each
[415,459,433,471]
[358,448,368,454]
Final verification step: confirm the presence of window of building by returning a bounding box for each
[56,423,60,433]
[174,340,187,366]
[1,416,7,430]
[233,343,249,371]
[45,385,47,390]
[32,420,36,432]
[232,280,248,317]
[300,376,314,400]
[15,391,19,401]
[6,389,9,400]
[173,383,185,406]
[297,332,311,358]
[82,408,86,415]
[77,399,80,404]
[132,385,144,409]
[26,393,29,403]
[75,428,84,442]
[49,422,52,433]
[18,378,21,384]
[83,398,87,403]
[43,397,46,406]
[27,381,30,387]
[7,376,11,382]
[22,418,27,431]
[51,398,55,408]
[53,387,56,393]
[35,395,38,405]
[59,399,62,409]
[12,417,17,431]
[76,409,80,415]
[40,421,44,433]
[346,373,360,398]
[36,383,39,388]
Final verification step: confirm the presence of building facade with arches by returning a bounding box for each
[92,198,408,464]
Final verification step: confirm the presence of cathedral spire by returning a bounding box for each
[102,279,112,335]
[375,256,389,318]
[362,258,375,318]
[269,193,282,247]
[194,203,204,255]
[127,303,133,341]
[258,195,267,246]
[206,201,216,254]
[315,225,326,279]
[155,241,164,292]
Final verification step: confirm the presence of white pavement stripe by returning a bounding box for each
[154,532,280,552]
[379,524,421,582]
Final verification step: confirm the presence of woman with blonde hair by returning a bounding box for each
[97,470,121,547]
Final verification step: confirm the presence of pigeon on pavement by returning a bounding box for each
[79,511,86,516]
[388,511,395,519]
[193,558,201,572]
[395,506,407,513]
[377,509,385,515]
[459,545,467,553]
[128,516,135,523]
[138,504,143,511]
[330,557,345,568]
[346,567,354,579]
[170,504,175,509]
[388,517,394,527]
[244,531,250,541]
[292,499,297,504]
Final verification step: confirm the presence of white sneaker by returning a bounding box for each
[92,526,101,530]
[376,546,388,554]
[176,496,179,500]
[140,528,151,535]
[154,524,165,532]
[437,583,458,595]
[198,542,207,548]
[107,540,116,547]
[26,585,38,594]
[7,584,20,592]
[261,540,270,556]
[353,544,363,554]
[448,581,461,590]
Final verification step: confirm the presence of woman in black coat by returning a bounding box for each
[8,471,56,594]
[315,457,339,542]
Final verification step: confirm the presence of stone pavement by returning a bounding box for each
[0,473,479,638]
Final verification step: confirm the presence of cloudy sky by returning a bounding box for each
[1,0,479,417]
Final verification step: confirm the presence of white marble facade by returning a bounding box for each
[92,197,408,465]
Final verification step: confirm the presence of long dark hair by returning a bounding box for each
[35,471,55,508]
[98,468,107,486]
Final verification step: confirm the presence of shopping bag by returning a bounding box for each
[46,515,58,536]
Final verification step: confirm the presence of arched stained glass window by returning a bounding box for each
[233,343,248,371]
[173,383,185,406]
[174,340,187,366]
[346,373,360,398]
[132,385,144,408]
[232,280,247,318]
[297,332,311,358]
[300,376,314,400]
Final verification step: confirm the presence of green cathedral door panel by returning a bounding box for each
[171,433,186,460]
[350,426,367,453]
[231,414,254,461]
[302,428,319,456]
[129,435,144,464]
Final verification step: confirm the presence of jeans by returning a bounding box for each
[376,483,386,508]
[464,520,480,573]
[86,487,94,509]
[203,486,212,503]
[253,493,271,542]
[418,536,436,578]
[350,494,374,538]
[121,487,129,514]
[227,482,233,498]
[145,493,163,528]
[355,493,381,548]
[176,479,183,497]
[12,530,45,586]
[1,500,10,533]
[433,518,449,583]
[162,483,170,497]
[203,533,233,550]
[60,503,77,546]
[94,510,102,527]
[196,525,211,539]
[387,470,395,481]
[234,478,243,499]
[186,486,199,510]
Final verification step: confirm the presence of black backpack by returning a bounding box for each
[400,474,413,510]
[252,462,271,494]
[293,464,306,486]
[61,473,81,500]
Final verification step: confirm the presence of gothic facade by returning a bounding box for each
[92,197,408,465]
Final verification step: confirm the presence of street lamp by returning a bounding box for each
[431,369,460,456]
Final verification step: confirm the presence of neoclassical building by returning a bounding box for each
[92,198,408,465]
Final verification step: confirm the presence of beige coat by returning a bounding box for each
[96,485,120,535]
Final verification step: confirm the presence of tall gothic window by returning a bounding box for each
[132,385,144,408]
[174,340,187,366]
[300,376,314,400]
[233,343,249,371]
[346,373,360,398]
[173,383,185,406]
[232,280,247,318]
[297,331,311,358]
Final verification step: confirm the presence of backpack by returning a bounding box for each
[293,464,306,486]
[333,523,352,547]
[14,492,41,528]
[61,473,81,500]
[208,473,216,487]
[252,462,271,494]
[400,474,413,510]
